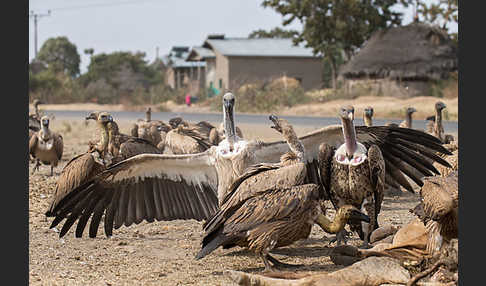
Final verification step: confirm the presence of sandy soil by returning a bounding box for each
[29,119,426,285]
[34,95,458,121]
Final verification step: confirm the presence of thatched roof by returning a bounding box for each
[339,23,457,81]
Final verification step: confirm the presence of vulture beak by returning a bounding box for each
[349,209,371,223]
[269,114,282,133]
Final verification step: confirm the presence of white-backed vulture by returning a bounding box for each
[29,116,63,176]
[363,106,374,127]
[45,112,113,217]
[46,92,451,239]
[196,115,371,271]
[426,102,455,144]
[399,107,417,129]
[106,117,162,164]
[317,106,385,248]
[168,116,220,146]
[411,172,458,256]
[130,107,171,146]
[29,99,44,141]
[163,124,214,155]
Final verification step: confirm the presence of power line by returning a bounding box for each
[29,10,51,59]
[46,0,161,12]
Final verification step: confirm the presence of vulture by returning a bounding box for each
[317,106,385,248]
[196,115,370,271]
[29,116,63,176]
[102,114,162,164]
[29,99,44,141]
[45,112,113,217]
[130,107,171,147]
[47,92,451,239]
[411,172,458,256]
[426,102,455,144]
[363,106,374,127]
[398,107,417,129]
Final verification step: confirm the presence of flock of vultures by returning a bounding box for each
[28,94,458,286]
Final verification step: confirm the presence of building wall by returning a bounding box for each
[226,56,323,91]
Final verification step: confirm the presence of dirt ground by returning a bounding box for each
[29,119,426,286]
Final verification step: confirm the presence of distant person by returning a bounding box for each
[185,93,191,107]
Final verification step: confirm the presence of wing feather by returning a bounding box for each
[49,151,218,238]
[253,125,451,194]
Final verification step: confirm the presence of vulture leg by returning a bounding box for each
[266,254,302,269]
[32,159,41,174]
[358,196,375,249]
[328,230,350,246]
[260,254,274,272]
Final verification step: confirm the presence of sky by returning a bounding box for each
[28,0,458,73]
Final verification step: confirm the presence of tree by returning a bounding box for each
[262,0,411,89]
[37,36,81,78]
[416,0,458,42]
[248,27,299,39]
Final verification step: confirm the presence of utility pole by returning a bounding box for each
[29,10,51,59]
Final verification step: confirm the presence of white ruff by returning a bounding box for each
[334,143,367,166]
[216,138,247,158]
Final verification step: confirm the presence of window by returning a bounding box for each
[219,79,223,89]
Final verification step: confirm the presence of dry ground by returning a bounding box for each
[30,119,428,285]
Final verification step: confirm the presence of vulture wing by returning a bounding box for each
[48,151,218,238]
[254,125,452,193]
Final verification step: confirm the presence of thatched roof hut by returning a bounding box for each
[339,23,457,81]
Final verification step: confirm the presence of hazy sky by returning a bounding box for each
[28,0,457,73]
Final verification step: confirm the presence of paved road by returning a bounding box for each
[46,110,458,134]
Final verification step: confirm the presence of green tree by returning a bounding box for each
[37,36,81,77]
[248,27,299,39]
[262,0,411,89]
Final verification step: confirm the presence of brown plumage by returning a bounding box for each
[363,106,374,127]
[318,106,385,248]
[45,112,113,217]
[411,172,458,256]
[163,125,214,155]
[46,93,451,240]
[427,101,455,144]
[196,115,370,271]
[29,99,44,142]
[399,107,417,128]
[130,107,171,146]
[29,116,63,176]
[105,116,162,164]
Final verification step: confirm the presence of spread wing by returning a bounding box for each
[48,151,219,238]
[46,152,105,216]
[367,145,385,218]
[253,125,452,193]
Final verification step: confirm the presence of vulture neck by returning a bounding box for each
[405,113,413,128]
[223,104,237,151]
[282,128,305,163]
[434,108,443,136]
[363,115,372,127]
[145,110,151,122]
[315,212,348,234]
[40,125,51,140]
[341,118,357,157]
[97,122,109,153]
